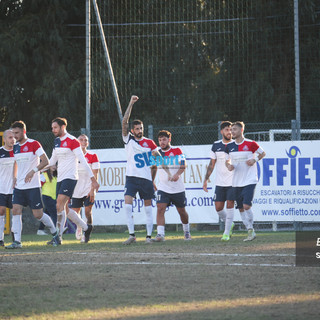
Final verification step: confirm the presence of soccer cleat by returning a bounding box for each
[243,229,256,242]
[221,233,230,241]
[80,235,86,243]
[84,224,93,243]
[0,240,4,247]
[37,230,49,236]
[75,226,82,240]
[151,234,165,242]
[123,235,136,245]
[5,241,22,249]
[229,222,235,237]
[52,232,61,246]
[184,231,192,241]
[145,237,153,244]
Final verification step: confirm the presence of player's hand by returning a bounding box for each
[246,159,256,166]
[171,173,180,182]
[226,163,234,171]
[130,95,139,104]
[203,180,208,192]
[25,170,35,183]
[153,182,157,191]
[88,188,96,203]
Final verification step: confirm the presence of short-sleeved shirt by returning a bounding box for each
[72,151,100,198]
[210,140,234,187]
[49,133,82,182]
[225,139,264,187]
[123,133,157,181]
[13,139,45,190]
[157,146,186,194]
[0,147,15,195]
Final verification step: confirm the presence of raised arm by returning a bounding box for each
[122,95,139,136]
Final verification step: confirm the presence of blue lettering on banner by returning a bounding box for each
[261,145,320,186]
[134,153,180,168]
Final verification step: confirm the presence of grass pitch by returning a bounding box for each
[0,231,319,320]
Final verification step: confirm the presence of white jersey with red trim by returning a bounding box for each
[13,139,45,190]
[210,140,234,187]
[225,138,264,187]
[73,151,100,199]
[0,147,15,194]
[123,133,157,181]
[157,146,186,194]
[49,132,94,182]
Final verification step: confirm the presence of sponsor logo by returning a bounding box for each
[63,189,68,192]
[0,154,5,158]
[36,203,40,207]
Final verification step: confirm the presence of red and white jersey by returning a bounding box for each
[225,138,264,187]
[49,132,94,182]
[0,146,15,194]
[210,140,234,187]
[157,146,186,194]
[123,133,157,181]
[13,139,45,190]
[73,151,100,198]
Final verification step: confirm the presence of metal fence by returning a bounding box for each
[28,120,320,156]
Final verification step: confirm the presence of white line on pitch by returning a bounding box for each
[1,251,295,257]
[0,261,295,267]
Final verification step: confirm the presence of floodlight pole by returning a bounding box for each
[92,0,123,123]
[86,0,91,140]
[294,0,301,140]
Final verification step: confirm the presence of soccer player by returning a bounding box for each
[225,121,266,241]
[0,130,16,246]
[49,118,99,244]
[203,121,235,241]
[68,134,100,243]
[6,121,59,249]
[152,130,191,242]
[122,95,165,245]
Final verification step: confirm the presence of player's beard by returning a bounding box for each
[135,132,143,139]
[223,134,232,142]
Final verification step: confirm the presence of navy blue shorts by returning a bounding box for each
[69,196,94,208]
[232,184,257,209]
[214,186,233,202]
[56,179,77,198]
[156,190,186,208]
[12,188,43,209]
[0,193,13,209]
[124,176,154,200]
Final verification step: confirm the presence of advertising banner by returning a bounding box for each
[91,140,320,225]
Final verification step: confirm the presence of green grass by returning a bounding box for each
[0,231,318,320]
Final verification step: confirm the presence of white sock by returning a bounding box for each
[224,208,234,235]
[217,210,226,222]
[0,215,5,241]
[182,223,190,233]
[240,210,249,230]
[245,208,254,230]
[157,225,165,236]
[145,205,153,236]
[12,215,22,243]
[68,208,88,231]
[57,210,66,237]
[125,204,134,234]
[38,213,56,234]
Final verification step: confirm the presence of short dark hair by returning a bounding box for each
[11,120,26,131]
[232,121,245,129]
[220,121,232,131]
[158,130,172,139]
[131,119,143,129]
[52,117,67,127]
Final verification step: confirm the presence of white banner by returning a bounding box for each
[91,140,320,225]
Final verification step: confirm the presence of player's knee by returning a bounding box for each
[243,204,251,211]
